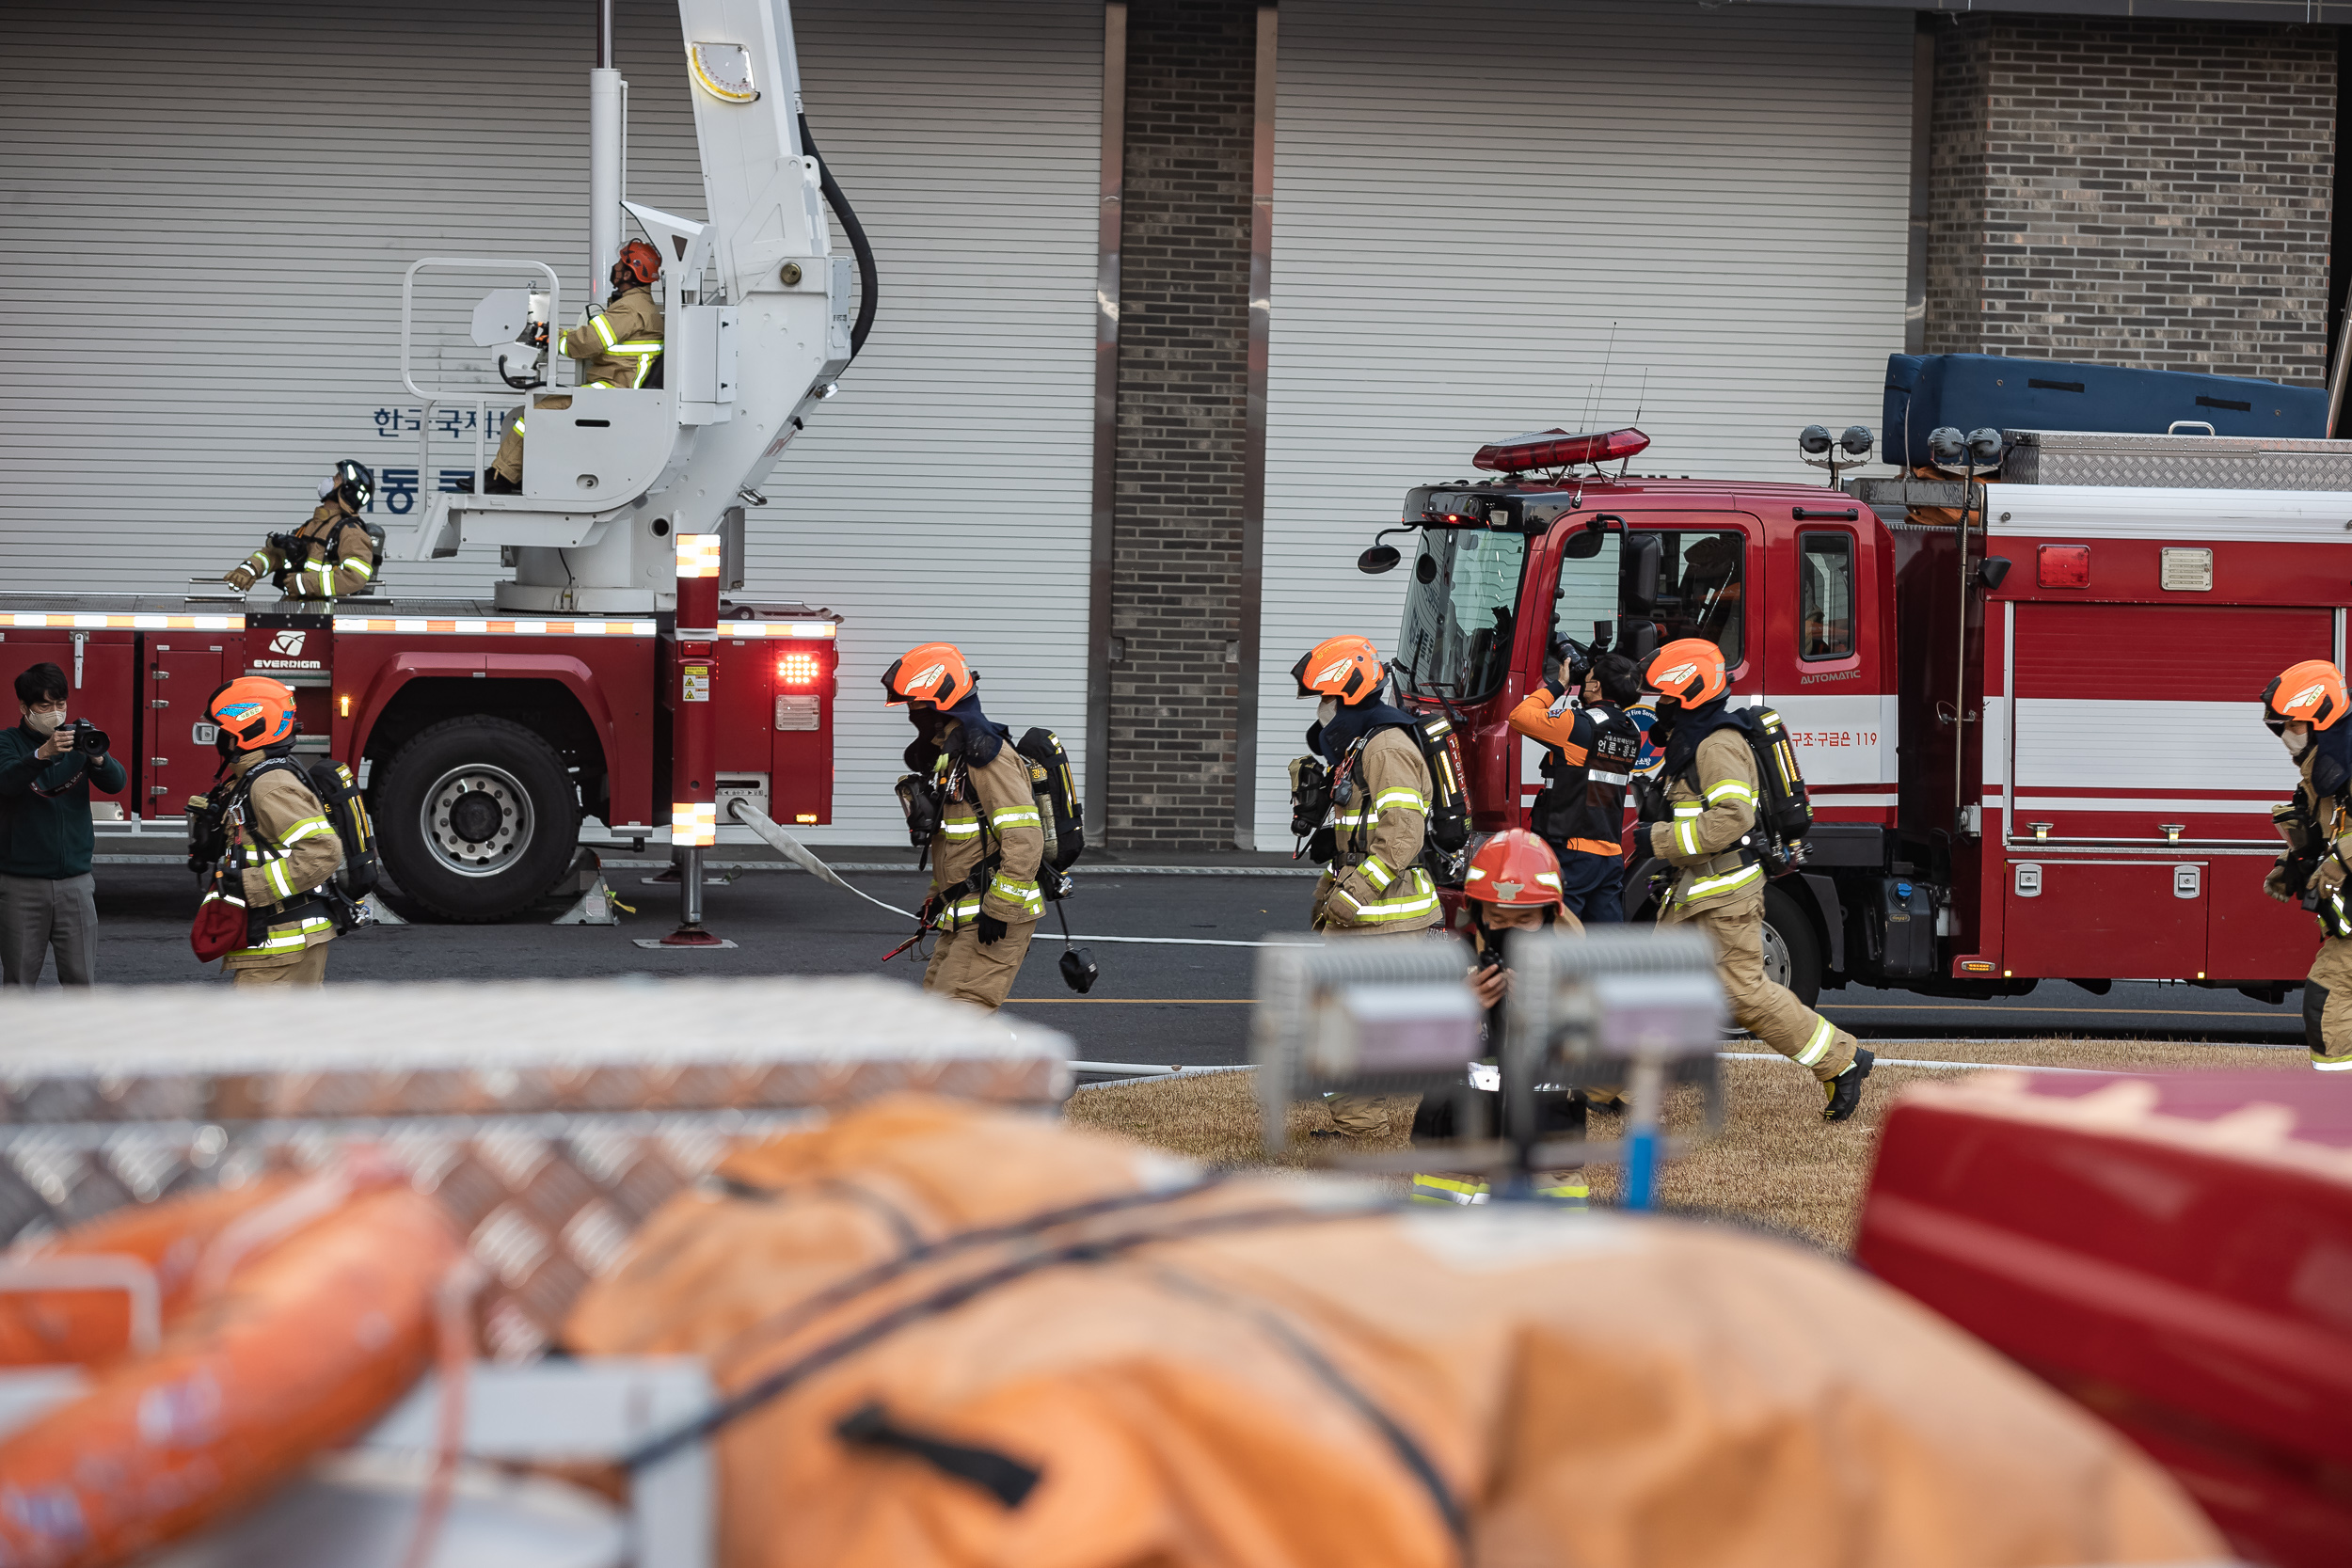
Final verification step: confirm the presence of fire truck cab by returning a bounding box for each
[1366,427,2344,1006]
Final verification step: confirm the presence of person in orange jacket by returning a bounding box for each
[1506,640,1642,924]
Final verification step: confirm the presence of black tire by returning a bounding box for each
[1761,882,1824,1009]
[1622,858,1823,1008]
[374,717,579,923]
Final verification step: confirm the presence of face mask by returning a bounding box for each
[24,709,63,736]
[1316,697,1340,725]
[2285,728,2312,757]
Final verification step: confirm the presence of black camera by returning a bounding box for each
[72,719,108,755]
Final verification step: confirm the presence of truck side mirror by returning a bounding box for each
[1358,545,1402,575]
[1621,533,1662,615]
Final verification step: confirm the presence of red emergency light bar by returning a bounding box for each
[1472,426,1649,473]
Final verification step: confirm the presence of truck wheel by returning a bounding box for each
[1761,883,1823,1010]
[375,717,579,923]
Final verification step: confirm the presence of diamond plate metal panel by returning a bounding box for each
[0,977,1074,1359]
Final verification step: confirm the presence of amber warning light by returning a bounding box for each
[1473,426,1649,474]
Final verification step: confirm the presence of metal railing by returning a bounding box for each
[398,258,564,504]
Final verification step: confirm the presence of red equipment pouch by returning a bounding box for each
[190,870,248,964]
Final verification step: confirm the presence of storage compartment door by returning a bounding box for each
[2004,859,2205,979]
[146,640,236,817]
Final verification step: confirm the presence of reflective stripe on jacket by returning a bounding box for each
[562,285,665,389]
[929,736,1045,929]
[1312,725,1441,934]
[225,755,343,967]
[1645,727,1764,912]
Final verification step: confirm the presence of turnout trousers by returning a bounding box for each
[230,942,329,989]
[1321,922,1426,1137]
[1662,885,1856,1084]
[2305,935,2352,1071]
[923,919,1037,1012]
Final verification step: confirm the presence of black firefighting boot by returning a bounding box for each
[485,470,522,495]
[1821,1048,1875,1123]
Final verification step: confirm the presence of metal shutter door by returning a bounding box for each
[0,0,1101,845]
[1250,0,1913,845]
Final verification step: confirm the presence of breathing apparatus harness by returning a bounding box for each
[2276,722,2352,936]
[265,502,387,595]
[1290,692,1470,879]
[887,705,1096,992]
[187,745,367,941]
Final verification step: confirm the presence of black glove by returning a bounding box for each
[977,913,1009,946]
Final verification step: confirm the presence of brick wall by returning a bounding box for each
[1105,0,1257,849]
[1926,17,2335,384]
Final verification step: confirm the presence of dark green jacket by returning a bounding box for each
[0,724,127,879]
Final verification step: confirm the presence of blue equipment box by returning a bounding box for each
[1883,354,2328,468]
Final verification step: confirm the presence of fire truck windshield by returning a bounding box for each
[1393,527,1530,704]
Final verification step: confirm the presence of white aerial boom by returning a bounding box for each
[398,0,870,613]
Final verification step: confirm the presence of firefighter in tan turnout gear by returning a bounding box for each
[195,678,344,988]
[1293,634,1442,1136]
[487,238,667,493]
[223,461,380,600]
[884,641,1044,1011]
[1643,640,1875,1121]
[2261,658,2352,1071]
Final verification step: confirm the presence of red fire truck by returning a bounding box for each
[1362,425,2341,1006]
[0,594,837,921]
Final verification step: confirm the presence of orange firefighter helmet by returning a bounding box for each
[881,642,974,709]
[613,238,663,287]
[1293,635,1387,705]
[1646,638,1728,708]
[2264,659,2349,734]
[207,677,299,752]
[1462,829,1564,907]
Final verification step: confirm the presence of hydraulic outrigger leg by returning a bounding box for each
[654,533,733,949]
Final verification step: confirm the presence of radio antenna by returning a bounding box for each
[1592,322,1619,436]
[1621,367,1649,478]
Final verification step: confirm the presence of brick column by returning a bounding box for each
[1926,16,2335,385]
[1104,0,1258,851]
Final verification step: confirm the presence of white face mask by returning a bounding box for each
[2285,728,2313,757]
[23,708,63,736]
[1316,697,1340,725]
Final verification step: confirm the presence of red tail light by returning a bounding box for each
[1473,426,1649,473]
[777,653,822,687]
[2037,545,2090,589]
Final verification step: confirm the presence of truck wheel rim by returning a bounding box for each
[421,764,533,878]
[1759,921,1793,991]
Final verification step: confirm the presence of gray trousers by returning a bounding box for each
[0,871,98,987]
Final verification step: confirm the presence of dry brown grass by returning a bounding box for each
[1063,1039,2303,1252]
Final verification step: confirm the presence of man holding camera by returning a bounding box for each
[0,663,126,986]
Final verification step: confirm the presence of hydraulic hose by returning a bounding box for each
[799,114,878,358]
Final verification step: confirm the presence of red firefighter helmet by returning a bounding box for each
[1293,634,1386,705]
[881,642,973,708]
[613,238,663,287]
[1646,638,1728,708]
[2264,659,2348,735]
[1462,829,1564,907]
[207,677,299,752]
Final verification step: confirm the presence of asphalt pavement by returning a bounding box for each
[45,860,2308,1065]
